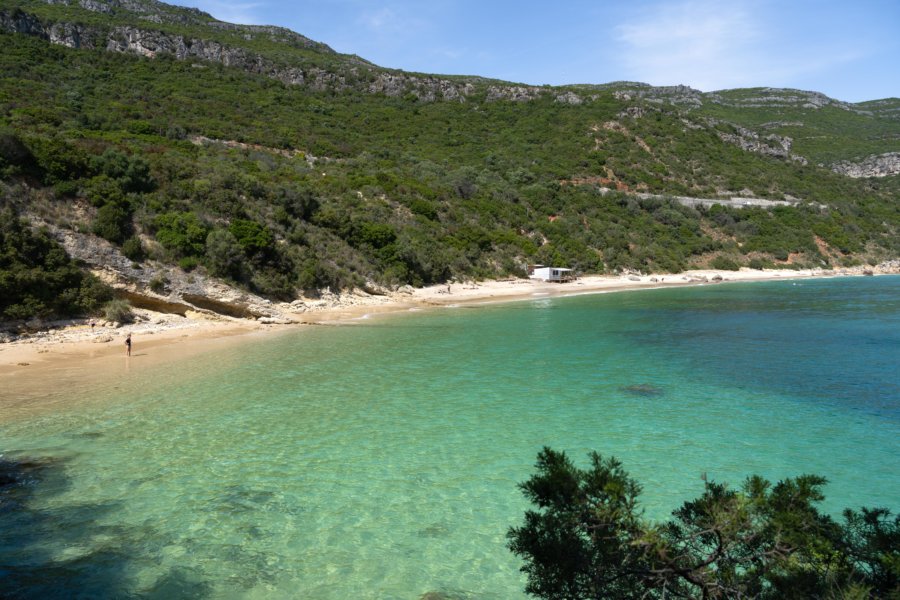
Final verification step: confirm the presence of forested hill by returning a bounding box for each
[1,0,898,320]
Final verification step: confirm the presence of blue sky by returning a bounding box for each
[179,0,898,103]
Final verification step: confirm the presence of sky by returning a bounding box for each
[178,0,899,103]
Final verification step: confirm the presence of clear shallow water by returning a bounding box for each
[1,276,898,598]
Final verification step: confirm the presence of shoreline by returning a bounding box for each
[1,267,893,385]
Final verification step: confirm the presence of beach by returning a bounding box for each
[0,267,889,387]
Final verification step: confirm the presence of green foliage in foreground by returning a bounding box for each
[0,209,112,320]
[509,447,899,599]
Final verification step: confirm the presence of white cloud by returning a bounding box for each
[613,0,874,92]
[356,6,429,37]
[187,1,270,25]
[359,7,395,32]
[615,0,765,90]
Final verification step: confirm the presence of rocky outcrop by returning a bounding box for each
[605,84,881,118]
[486,85,542,102]
[610,83,704,107]
[0,8,356,89]
[707,88,855,111]
[105,25,321,86]
[555,91,583,105]
[0,9,99,48]
[831,152,900,178]
[367,73,474,102]
[710,119,808,165]
[1,6,492,103]
[28,217,291,322]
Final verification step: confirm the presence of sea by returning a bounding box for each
[1,275,898,599]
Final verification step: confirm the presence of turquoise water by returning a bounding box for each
[1,276,898,598]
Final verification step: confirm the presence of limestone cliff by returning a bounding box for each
[0,1,485,102]
[831,152,900,178]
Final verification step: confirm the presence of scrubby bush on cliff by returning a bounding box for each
[0,210,111,321]
[92,202,132,245]
[102,299,133,325]
[205,228,245,280]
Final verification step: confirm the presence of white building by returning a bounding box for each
[529,266,575,282]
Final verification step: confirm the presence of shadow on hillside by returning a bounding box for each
[0,456,212,599]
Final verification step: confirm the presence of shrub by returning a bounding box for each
[91,148,155,193]
[154,212,209,257]
[24,135,87,185]
[710,255,741,271]
[148,274,167,294]
[103,299,133,324]
[205,229,245,279]
[121,236,145,261]
[178,256,199,271]
[83,175,125,207]
[250,268,296,300]
[228,219,274,257]
[0,130,36,177]
[93,202,131,244]
[1,210,112,320]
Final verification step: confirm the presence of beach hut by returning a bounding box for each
[530,267,575,282]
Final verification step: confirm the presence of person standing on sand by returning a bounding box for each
[125,333,132,356]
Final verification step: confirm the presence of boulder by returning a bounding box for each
[257,316,291,325]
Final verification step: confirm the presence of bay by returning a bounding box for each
[1,276,898,598]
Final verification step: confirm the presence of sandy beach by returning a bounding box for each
[0,267,891,388]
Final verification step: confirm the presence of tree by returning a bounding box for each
[154,212,209,258]
[205,228,245,279]
[93,202,131,244]
[0,209,111,320]
[508,447,899,599]
[228,218,274,258]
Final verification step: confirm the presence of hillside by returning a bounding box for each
[1,0,898,321]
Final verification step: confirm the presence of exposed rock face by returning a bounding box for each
[610,83,704,106]
[104,26,322,88]
[706,87,861,113]
[710,120,808,165]
[1,6,485,102]
[0,8,98,48]
[486,85,542,102]
[831,152,900,178]
[3,1,890,116]
[555,91,583,105]
[609,84,883,118]
[29,217,290,321]
[367,73,474,102]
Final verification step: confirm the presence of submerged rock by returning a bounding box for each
[620,384,664,397]
[419,590,471,600]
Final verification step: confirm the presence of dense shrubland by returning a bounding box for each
[0,17,898,313]
[0,208,111,320]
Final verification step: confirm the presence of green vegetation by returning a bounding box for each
[0,209,111,320]
[101,297,133,324]
[0,0,897,319]
[695,89,900,165]
[509,447,899,599]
